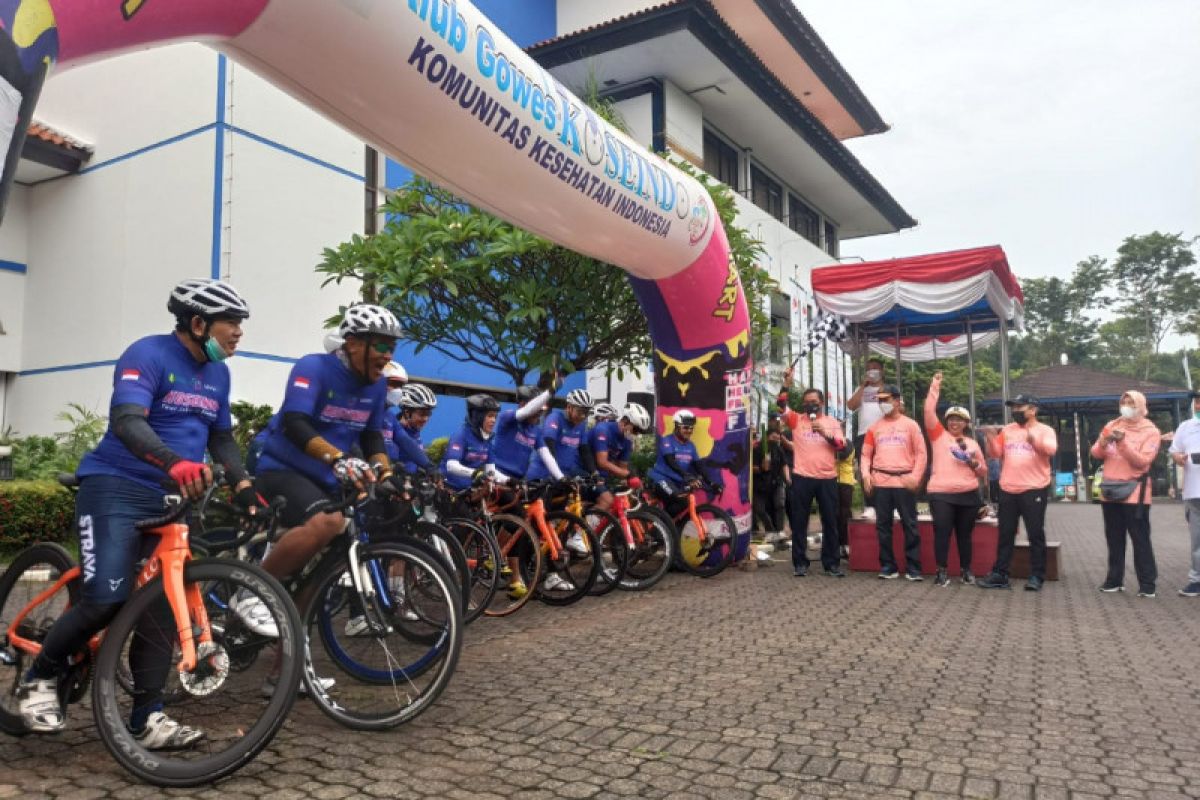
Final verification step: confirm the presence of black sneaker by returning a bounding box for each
[960,569,975,585]
[905,572,924,582]
[1137,586,1156,598]
[976,572,1011,590]
[878,567,899,580]
[1025,576,1044,592]
[793,565,808,577]
[1099,581,1124,593]
[823,567,846,578]
[934,568,950,587]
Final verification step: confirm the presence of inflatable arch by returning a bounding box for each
[0,0,754,540]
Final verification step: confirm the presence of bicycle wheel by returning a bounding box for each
[0,543,79,736]
[674,504,738,578]
[619,509,674,591]
[536,511,600,606]
[444,517,501,624]
[303,540,462,730]
[483,514,543,617]
[583,509,629,597]
[92,558,302,787]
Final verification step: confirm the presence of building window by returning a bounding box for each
[788,194,821,246]
[770,292,791,364]
[750,164,783,221]
[824,220,839,258]
[702,129,739,191]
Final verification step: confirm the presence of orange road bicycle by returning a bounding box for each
[581,477,674,593]
[637,478,738,578]
[0,477,303,787]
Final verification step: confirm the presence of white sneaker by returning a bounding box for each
[862,507,877,520]
[261,675,335,698]
[132,711,204,751]
[602,567,620,582]
[542,573,576,592]
[344,615,398,636]
[17,677,64,733]
[233,591,279,638]
[564,531,589,555]
[386,578,420,621]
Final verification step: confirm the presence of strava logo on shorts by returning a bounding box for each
[79,514,96,583]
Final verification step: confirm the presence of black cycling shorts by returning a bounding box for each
[255,470,337,528]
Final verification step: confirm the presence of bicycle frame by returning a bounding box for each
[7,516,213,674]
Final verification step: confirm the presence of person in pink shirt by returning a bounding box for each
[1091,390,1161,597]
[923,372,988,587]
[977,394,1059,591]
[861,384,928,580]
[778,368,848,577]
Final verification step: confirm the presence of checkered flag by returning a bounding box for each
[800,310,847,357]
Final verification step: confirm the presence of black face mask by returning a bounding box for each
[1014,410,1031,424]
[804,403,821,415]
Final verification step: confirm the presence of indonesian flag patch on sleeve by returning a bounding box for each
[293,377,311,390]
[120,369,140,382]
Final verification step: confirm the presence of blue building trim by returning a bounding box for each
[235,351,299,365]
[211,54,228,279]
[77,123,217,176]
[227,125,365,182]
[0,259,26,274]
[18,359,118,377]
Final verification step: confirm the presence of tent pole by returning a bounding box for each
[999,316,1012,424]
[895,322,902,391]
[1073,410,1085,502]
[966,319,977,424]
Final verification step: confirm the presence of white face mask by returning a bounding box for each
[879,402,895,416]
[387,388,404,407]
[866,369,882,381]
[1119,406,1136,419]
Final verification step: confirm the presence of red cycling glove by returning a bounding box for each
[168,460,209,490]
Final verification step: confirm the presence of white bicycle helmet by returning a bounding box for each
[168,278,249,320]
[672,409,697,427]
[621,403,651,433]
[592,402,619,420]
[401,383,438,410]
[382,361,408,383]
[564,389,594,409]
[338,303,403,339]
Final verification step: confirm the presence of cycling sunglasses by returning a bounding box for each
[370,340,397,354]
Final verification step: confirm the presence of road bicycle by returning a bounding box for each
[637,478,738,578]
[0,475,303,787]
[581,477,674,593]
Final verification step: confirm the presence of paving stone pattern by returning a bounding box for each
[4,503,1200,799]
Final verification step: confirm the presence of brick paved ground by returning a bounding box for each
[4,502,1200,799]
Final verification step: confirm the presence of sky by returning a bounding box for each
[796,0,1200,333]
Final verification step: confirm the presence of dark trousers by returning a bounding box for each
[836,482,853,552]
[993,486,1048,578]
[931,500,976,570]
[1101,502,1156,590]
[873,487,920,573]
[789,476,840,569]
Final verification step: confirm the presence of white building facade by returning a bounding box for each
[0,0,912,443]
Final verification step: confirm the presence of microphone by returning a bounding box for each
[808,411,817,423]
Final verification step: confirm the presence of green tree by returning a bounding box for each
[1106,231,1199,378]
[1016,255,1105,369]
[231,401,274,454]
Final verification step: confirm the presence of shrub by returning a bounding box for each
[0,481,76,551]
[425,437,449,466]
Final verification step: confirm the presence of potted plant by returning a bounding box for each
[0,424,15,458]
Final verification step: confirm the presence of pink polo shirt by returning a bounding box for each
[989,422,1058,493]
[862,414,928,489]
[780,409,844,480]
[1089,417,1160,505]
[923,382,986,494]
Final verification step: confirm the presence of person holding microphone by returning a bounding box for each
[923,372,987,587]
[861,385,928,580]
[777,367,848,577]
[976,394,1058,591]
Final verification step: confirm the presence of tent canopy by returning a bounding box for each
[812,245,1024,340]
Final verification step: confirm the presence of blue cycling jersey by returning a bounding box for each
[491,408,540,478]
[256,352,387,489]
[588,420,631,477]
[78,334,232,492]
[648,434,699,484]
[440,424,491,490]
[392,411,432,474]
[526,409,588,480]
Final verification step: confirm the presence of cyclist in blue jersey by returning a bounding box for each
[526,389,596,482]
[254,304,402,597]
[393,383,438,475]
[440,394,503,490]
[17,279,254,748]
[591,402,619,426]
[491,381,559,480]
[379,360,429,473]
[587,402,652,512]
[649,409,716,517]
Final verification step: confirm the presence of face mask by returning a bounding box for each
[387,388,404,407]
[1194,410,1200,421]
[879,402,895,416]
[1119,406,1136,419]
[1014,410,1031,424]
[866,369,882,381]
[203,338,228,363]
[804,403,820,415]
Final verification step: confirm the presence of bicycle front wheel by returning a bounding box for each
[619,510,674,591]
[536,511,601,606]
[92,558,303,787]
[303,540,462,730]
[0,543,79,736]
[674,504,738,578]
[483,514,543,617]
[444,517,501,624]
[583,509,629,597]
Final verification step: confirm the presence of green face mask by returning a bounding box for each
[204,338,228,363]
[1194,410,1200,421]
